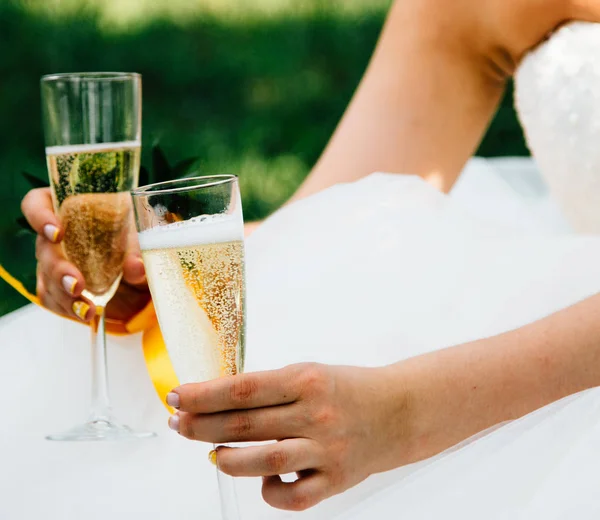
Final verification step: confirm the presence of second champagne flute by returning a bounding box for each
[132,175,246,519]
[41,72,155,441]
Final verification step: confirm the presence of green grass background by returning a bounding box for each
[0,0,528,317]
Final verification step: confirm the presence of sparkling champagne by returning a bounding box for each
[46,142,140,302]
[139,216,245,384]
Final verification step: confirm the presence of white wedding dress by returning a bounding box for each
[2,22,600,520]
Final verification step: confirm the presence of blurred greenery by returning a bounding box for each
[0,0,528,317]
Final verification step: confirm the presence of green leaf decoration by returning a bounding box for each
[20,273,37,296]
[139,165,151,187]
[1,229,38,295]
[151,145,172,183]
[171,157,199,178]
[22,171,49,189]
[16,217,35,235]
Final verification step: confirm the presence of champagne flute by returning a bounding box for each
[41,72,155,441]
[131,175,245,519]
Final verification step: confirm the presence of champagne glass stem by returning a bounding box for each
[45,301,155,440]
[89,308,112,422]
[216,447,241,520]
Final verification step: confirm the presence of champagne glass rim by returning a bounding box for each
[132,175,238,196]
[41,72,141,83]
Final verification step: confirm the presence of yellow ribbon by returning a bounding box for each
[0,265,41,306]
[0,264,178,414]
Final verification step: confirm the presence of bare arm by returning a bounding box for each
[392,292,600,465]
[166,2,600,510]
[171,292,600,510]
[288,0,572,202]
[291,0,503,199]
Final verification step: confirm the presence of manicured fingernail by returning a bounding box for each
[62,275,78,296]
[72,301,90,321]
[168,414,180,433]
[166,392,180,409]
[208,449,218,466]
[43,224,59,243]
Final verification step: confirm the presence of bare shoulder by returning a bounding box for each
[385,0,570,76]
[484,0,569,61]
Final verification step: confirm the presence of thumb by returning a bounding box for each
[122,226,146,286]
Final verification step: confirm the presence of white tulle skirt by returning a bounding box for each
[2,157,600,519]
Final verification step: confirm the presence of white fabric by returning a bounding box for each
[3,157,600,518]
[0,307,222,519]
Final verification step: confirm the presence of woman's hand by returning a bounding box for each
[21,187,150,323]
[168,293,600,513]
[168,363,408,511]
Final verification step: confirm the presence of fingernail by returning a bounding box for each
[208,449,218,466]
[72,301,90,321]
[168,414,180,433]
[62,275,78,296]
[43,224,59,243]
[166,392,180,409]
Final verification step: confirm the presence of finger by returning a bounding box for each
[261,472,329,512]
[171,367,301,414]
[215,439,323,478]
[36,268,50,309]
[104,281,151,323]
[36,272,70,318]
[21,188,62,243]
[123,254,145,286]
[36,238,94,321]
[37,267,92,321]
[176,403,304,443]
[43,276,94,322]
[36,237,86,297]
[40,273,95,322]
[122,226,146,286]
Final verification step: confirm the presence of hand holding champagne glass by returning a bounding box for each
[132,175,246,519]
[42,72,154,441]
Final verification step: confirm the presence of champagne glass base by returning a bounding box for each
[46,418,156,442]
